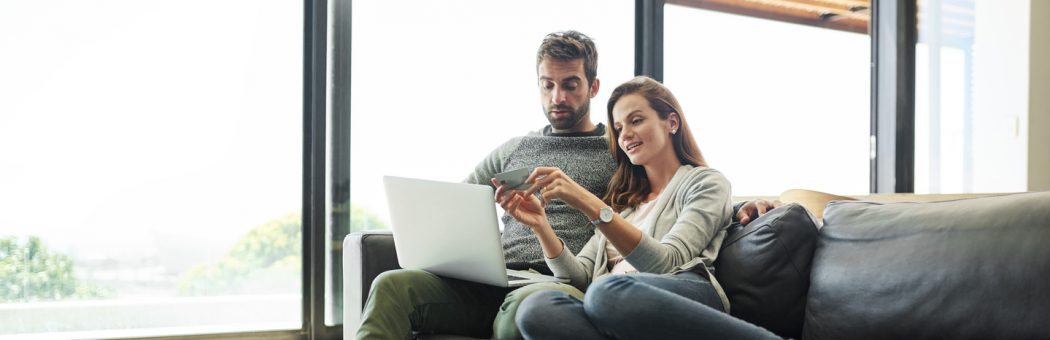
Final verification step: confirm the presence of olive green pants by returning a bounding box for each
[356,269,584,340]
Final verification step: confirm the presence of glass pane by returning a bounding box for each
[0,1,303,337]
[328,0,634,325]
[915,0,1027,193]
[664,3,871,196]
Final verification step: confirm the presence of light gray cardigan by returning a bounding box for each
[546,165,734,312]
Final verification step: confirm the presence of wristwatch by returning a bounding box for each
[590,206,614,226]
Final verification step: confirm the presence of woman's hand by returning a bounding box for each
[492,178,550,230]
[492,177,564,259]
[522,167,602,213]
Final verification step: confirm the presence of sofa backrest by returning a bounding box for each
[802,191,1050,339]
[777,189,1008,220]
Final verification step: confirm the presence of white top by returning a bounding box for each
[605,199,657,275]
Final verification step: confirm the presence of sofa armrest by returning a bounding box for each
[343,230,400,339]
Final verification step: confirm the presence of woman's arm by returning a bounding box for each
[546,234,601,291]
[524,167,645,255]
[576,194,643,254]
[624,168,733,273]
[493,175,599,289]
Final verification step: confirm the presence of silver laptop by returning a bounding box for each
[383,175,569,287]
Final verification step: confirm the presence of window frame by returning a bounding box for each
[304,0,338,339]
[871,0,918,193]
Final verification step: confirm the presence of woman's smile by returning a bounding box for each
[624,140,643,154]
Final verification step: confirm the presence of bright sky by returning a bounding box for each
[0,0,301,261]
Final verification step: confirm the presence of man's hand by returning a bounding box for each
[736,199,783,226]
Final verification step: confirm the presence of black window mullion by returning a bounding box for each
[303,0,330,339]
[871,0,917,193]
[635,0,664,81]
[327,0,353,337]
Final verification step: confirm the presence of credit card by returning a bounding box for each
[494,167,533,191]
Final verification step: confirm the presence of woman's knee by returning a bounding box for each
[584,275,649,329]
[584,275,636,313]
[515,290,571,334]
[503,283,581,312]
[517,290,566,321]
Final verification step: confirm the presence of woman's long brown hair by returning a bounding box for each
[602,76,707,212]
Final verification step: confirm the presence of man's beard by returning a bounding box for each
[546,100,590,130]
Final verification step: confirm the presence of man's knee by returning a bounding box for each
[370,269,434,296]
[492,283,553,339]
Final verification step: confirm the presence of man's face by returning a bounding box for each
[537,57,597,132]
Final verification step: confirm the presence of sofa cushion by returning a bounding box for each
[715,203,818,339]
[803,192,1050,340]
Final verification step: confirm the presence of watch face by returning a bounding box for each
[600,207,614,222]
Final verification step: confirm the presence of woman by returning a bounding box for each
[496,76,779,339]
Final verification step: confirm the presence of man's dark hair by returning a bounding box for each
[535,30,598,85]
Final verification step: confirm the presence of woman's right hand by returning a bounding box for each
[492,178,550,231]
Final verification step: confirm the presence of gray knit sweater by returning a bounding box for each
[465,124,616,265]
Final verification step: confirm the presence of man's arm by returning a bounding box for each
[734,199,783,226]
[463,137,524,185]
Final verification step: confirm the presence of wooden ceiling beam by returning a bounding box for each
[786,0,870,12]
[667,0,869,34]
[748,0,869,20]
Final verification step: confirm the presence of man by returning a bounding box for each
[464,30,614,270]
[357,31,778,339]
[358,30,612,340]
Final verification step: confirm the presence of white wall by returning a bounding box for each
[971,0,1030,192]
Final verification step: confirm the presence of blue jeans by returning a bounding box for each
[516,271,782,339]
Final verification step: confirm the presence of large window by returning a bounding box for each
[0,1,302,337]
[663,3,872,196]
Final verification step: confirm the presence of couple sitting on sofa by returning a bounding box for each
[500,76,782,340]
[356,30,785,340]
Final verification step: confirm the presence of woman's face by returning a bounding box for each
[611,93,678,167]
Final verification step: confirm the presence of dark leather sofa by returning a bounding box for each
[343,191,1050,339]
